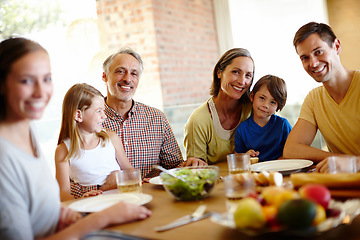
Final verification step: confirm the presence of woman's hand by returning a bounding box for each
[56,206,82,232]
[181,157,207,167]
[99,201,152,225]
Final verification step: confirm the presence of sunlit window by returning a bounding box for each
[1,0,331,175]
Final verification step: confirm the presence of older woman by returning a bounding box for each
[184,48,254,164]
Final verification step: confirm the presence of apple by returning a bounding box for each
[299,184,331,209]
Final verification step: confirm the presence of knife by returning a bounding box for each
[154,212,213,232]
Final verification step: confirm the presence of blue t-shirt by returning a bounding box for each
[234,114,292,162]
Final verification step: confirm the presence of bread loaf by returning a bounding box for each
[291,173,360,189]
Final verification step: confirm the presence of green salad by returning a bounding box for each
[161,168,218,201]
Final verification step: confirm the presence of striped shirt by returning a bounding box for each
[103,100,183,178]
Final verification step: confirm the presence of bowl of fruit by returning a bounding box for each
[160,166,219,201]
[211,183,355,237]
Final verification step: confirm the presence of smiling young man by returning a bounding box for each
[101,48,205,179]
[283,22,360,172]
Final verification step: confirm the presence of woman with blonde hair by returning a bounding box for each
[55,83,133,201]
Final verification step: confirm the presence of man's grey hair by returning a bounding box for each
[102,47,144,75]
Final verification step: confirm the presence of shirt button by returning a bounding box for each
[124,140,128,145]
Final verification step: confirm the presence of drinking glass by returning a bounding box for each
[328,156,357,173]
[116,169,142,193]
[227,153,251,175]
[223,174,255,213]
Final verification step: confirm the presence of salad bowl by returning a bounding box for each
[160,166,219,201]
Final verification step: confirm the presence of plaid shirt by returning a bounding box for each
[103,100,183,178]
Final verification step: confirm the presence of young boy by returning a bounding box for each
[235,75,292,162]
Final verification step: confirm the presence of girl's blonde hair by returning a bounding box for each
[58,83,109,161]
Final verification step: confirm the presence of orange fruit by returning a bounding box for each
[261,186,286,205]
[262,205,278,222]
[274,189,300,208]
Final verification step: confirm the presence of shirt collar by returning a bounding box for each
[104,97,137,119]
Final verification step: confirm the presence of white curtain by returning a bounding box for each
[212,0,234,55]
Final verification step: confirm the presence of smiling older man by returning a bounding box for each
[101,48,206,179]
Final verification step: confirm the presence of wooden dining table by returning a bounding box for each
[74,161,360,240]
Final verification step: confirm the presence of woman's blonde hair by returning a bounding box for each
[58,83,109,161]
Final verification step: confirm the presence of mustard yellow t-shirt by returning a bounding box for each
[184,98,252,164]
[299,70,360,155]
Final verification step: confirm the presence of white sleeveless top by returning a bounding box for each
[64,138,121,186]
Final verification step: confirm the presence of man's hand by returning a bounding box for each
[316,158,329,173]
[143,178,151,183]
[181,157,207,167]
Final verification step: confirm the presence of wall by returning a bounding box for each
[96,0,163,108]
[327,0,360,70]
[96,0,219,109]
[153,0,218,106]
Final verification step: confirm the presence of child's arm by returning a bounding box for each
[55,143,75,201]
[107,131,133,170]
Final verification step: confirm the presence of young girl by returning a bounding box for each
[234,75,292,162]
[55,83,133,201]
[0,37,150,240]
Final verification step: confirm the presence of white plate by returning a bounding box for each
[149,176,162,185]
[68,193,152,212]
[251,159,313,175]
[149,169,177,185]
